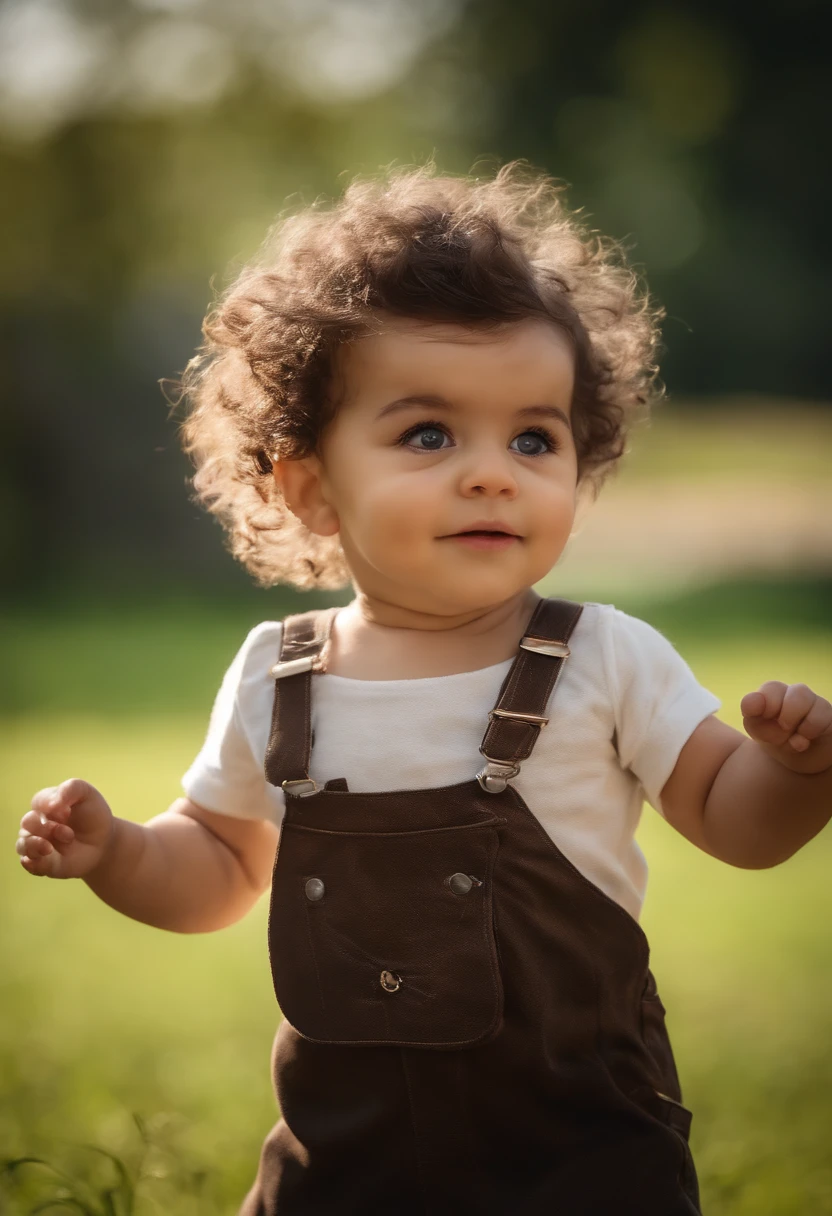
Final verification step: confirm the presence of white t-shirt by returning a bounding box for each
[181,602,720,922]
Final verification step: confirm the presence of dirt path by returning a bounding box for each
[550,481,832,597]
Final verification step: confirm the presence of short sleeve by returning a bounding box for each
[180,623,282,821]
[599,607,721,817]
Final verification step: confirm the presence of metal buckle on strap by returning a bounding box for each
[269,655,323,679]
[488,708,549,727]
[476,759,520,794]
[281,778,318,798]
[519,636,571,659]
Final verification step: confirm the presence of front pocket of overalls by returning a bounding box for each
[269,817,504,1049]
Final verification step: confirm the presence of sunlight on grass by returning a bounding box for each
[2,623,832,1213]
[622,400,832,485]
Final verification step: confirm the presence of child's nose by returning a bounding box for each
[457,445,519,497]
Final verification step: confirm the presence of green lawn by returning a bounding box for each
[2,594,832,1214]
[619,399,832,486]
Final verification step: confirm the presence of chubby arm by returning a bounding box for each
[660,683,832,868]
[86,798,280,933]
[18,778,279,933]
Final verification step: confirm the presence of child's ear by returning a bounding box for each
[272,455,340,537]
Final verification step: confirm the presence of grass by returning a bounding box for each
[1,708,277,1215]
[2,581,832,1213]
[620,398,832,485]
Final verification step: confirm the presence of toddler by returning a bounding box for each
[17,163,832,1216]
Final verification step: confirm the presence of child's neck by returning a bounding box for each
[323,588,543,681]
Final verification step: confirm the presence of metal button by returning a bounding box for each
[448,872,474,895]
[305,877,325,901]
[380,970,402,992]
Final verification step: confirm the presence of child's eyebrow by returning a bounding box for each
[375,394,572,430]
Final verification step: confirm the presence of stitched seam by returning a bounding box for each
[283,818,505,838]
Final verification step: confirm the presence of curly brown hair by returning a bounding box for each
[176,161,663,590]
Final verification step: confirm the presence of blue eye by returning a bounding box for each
[402,423,449,451]
[398,420,559,454]
[511,429,556,456]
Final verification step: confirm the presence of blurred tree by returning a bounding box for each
[0,0,829,599]
[458,0,832,393]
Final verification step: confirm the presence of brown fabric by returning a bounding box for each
[479,597,584,765]
[270,800,505,1048]
[264,606,339,789]
[241,597,701,1215]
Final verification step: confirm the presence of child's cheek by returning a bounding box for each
[532,491,578,566]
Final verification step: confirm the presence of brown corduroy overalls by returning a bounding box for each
[239,597,702,1216]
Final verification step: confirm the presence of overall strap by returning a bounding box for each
[477,597,584,793]
[264,606,339,796]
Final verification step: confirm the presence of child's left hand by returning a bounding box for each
[741,682,832,774]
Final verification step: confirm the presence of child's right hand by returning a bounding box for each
[16,779,115,879]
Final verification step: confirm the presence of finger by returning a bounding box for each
[17,829,53,858]
[16,831,61,872]
[21,811,75,846]
[742,714,791,747]
[30,786,62,813]
[789,696,832,743]
[31,778,90,817]
[20,810,54,838]
[17,839,62,877]
[30,788,72,824]
[740,691,766,717]
[18,855,50,876]
[743,682,789,720]
[777,683,816,735]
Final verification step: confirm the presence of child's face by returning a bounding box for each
[300,316,578,616]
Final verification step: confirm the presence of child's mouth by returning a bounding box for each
[448,530,520,550]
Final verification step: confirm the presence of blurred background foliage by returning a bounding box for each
[2,2,832,1214]
[1,0,831,599]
